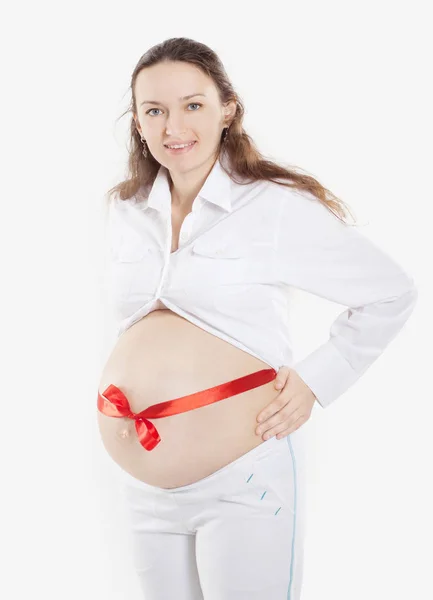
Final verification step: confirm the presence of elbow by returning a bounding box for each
[387,275,418,308]
[392,281,418,320]
[408,282,418,312]
[403,277,418,307]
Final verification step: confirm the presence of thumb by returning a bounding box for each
[274,366,290,389]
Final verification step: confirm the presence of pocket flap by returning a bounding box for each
[192,239,246,258]
[111,235,153,262]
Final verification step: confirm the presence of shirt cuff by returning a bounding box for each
[292,340,359,409]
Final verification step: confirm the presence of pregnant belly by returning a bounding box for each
[97,309,278,489]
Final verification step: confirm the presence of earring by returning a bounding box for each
[222,126,230,143]
[140,134,147,158]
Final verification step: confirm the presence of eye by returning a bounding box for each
[145,103,202,116]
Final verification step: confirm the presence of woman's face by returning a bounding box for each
[133,61,234,172]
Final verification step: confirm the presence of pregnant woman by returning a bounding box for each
[96,37,417,600]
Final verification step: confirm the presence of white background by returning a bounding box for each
[2,1,431,599]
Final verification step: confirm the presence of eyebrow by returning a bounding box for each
[140,93,206,107]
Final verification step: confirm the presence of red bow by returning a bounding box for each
[98,384,162,450]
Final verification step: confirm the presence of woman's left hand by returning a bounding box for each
[255,366,317,440]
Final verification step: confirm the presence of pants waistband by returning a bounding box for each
[118,434,287,498]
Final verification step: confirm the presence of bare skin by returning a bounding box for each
[97,206,276,489]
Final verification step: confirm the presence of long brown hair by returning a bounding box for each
[106,37,357,225]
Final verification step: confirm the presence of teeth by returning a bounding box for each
[166,141,195,149]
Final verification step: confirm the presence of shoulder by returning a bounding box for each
[273,184,353,248]
[242,178,298,209]
[107,189,144,216]
[263,179,317,206]
[102,193,140,236]
[264,180,321,221]
[110,192,141,208]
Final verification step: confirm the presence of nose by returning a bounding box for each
[165,116,188,136]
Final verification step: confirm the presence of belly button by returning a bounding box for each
[117,424,132,439]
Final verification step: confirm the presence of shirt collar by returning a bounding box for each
[138,150,236,214]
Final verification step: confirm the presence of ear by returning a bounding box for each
[223,99,237,127]
[133,114,142,136]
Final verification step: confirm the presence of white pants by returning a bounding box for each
[116,428,308,600]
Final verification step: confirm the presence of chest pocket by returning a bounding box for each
[192,238,246,259]
[110,233,153,262]
[107,231,161,312]
[191,237,276,285]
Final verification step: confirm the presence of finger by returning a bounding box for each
[257,400,281,423]
[275,428,292,440]
[275,415,306,439]
[257,394,297,426]
[257,390,292,423]
[261,420,294,441]
[274,366,290,390]
[256,405,298,437]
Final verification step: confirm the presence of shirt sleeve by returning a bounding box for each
[276,190,418,409]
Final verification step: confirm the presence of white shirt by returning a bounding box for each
[103,152,417,409]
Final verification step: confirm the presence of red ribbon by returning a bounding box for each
[97,367,277,451]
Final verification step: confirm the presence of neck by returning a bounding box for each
[168,154,218,211]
